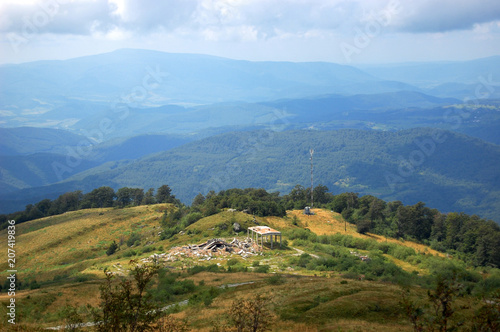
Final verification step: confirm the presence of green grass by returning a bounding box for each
[0,205,497,330]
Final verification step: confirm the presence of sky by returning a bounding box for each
[0,0,500,65]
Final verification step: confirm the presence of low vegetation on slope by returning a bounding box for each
[1,191,499,330]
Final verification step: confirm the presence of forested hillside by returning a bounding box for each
[2,182,499,269]
[6,128,497,220]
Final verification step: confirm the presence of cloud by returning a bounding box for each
[1,0,499,41]
[0,0,119,35]
[391,0,500,33]
[117,0,198,32]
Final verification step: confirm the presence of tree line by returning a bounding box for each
[0,185,180,227]
[190,185,500,268]
[1,184,499,268]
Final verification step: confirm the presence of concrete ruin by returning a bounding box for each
[247,226,282,249]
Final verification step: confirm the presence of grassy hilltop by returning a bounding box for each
[0,204,499,331]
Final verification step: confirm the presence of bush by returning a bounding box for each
[189,287,221,307]
[126,233,141,247]
[92,261,160,331]
[30,280,40,290]
[188,264,223,275]
[356,219,371,234]
[141,246,155,254]
[182,212,203,227]
[267,274,285,285]
[227,258,239,266]
[123,249,137,257]
[297,253,312,268]
[75,274,90,283]
[391,246,416,260]
[255,265,270,273]
[229,294,274,332]
[106,241,118,256]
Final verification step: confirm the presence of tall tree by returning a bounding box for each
[116,187,132,207]
[191,193,205,207]
[156,185,174,203]
[142,188,156,205]
[131,188,144,206]
[396,202,433,240]
[82,186,115,208]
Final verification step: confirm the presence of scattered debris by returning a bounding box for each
[141,238,261,264]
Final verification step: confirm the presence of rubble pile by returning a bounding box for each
[142,238,261,264]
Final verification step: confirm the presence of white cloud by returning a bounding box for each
[1,0,499,40]
[389,0,500,33]
[0,0,499,64]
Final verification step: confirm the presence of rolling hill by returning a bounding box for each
[0,203,497,330]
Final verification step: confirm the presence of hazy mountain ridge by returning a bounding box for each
[0,48,411,110]
[2,128,499,221]
[0,127,88,156]
[1,50,499,222]
[357,56,500,87]
[0,128,194,195]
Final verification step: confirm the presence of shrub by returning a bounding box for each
[182,212,203,227]
[227,258,239,266]
[126,233,141,247]
[356,219,371,234]
[106,241,118,256]
[123,249,137,257]
[229,294,274,332]
[266,274,285,285]
[92,261,160,331]
[141,246,155,254]
[189,287,221,307]
[255,265,270,273]
[30,280,40,290]
[188,264,222,275]
[391,246,416,260]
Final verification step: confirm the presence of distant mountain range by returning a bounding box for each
[1,49,499,222]
[2,49,498,131]
[358,56,500,87]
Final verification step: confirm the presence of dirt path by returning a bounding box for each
[292,247,319,259]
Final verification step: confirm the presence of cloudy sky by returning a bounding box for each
[1,0,499,64]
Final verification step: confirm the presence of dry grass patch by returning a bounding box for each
[0,205,168,282]
[288,209,444,257]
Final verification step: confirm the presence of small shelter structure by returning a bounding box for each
[247,226,281,249]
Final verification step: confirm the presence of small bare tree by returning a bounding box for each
[92,260,161,332]
[229,294,273,332]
